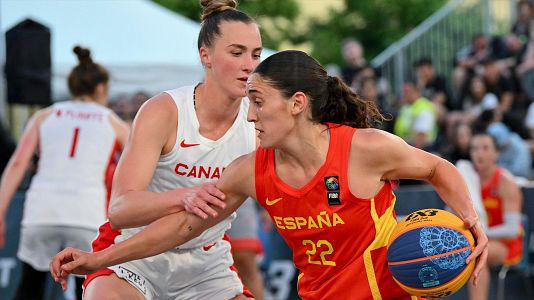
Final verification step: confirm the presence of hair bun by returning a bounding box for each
[200,0,237,21]
[73,45,93,64]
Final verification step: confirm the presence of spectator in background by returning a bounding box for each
[130,91,150,119]
[468,132,524,300]
[340,38,367,86]
[414,57,455,115]
[110,93,134,125]
[444,122,473,164]
[517,20,534,103]
[394,80,437,150]
[453,33,491,94]
[481,57,515,113]
[480,57,531,139]
[511,0,534,42]
[357,76,395,132]
[479,109,532,178]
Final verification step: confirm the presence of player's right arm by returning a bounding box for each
[0,108,51,248]
[51,153,255,290]
[107,93,226,229]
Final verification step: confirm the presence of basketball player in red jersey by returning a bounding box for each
[51,50,488,300]
[0,46,129,300]
[50,1,264,299]
[468,132,523,300]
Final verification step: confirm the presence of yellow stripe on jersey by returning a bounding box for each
[363,192,399,300]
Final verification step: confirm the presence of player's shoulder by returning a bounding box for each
[352,128,404,154]
[135,92,177,122]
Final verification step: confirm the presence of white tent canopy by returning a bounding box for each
[1,0,273,102]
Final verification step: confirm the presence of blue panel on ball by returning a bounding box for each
[387,226,470,264]
[388,249,471,289]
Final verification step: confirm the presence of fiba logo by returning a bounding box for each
[324,176,339,191]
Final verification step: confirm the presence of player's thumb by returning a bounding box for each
[61,260,81,274]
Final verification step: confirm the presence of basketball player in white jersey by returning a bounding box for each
[56,1,264,299]
[0,46,129,299]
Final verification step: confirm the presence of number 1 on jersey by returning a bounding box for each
[70,127,80,158]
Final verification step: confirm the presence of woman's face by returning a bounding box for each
[470,77,485,99]
[470,135,498,172]
[246,73,295,148]
[204,21,262,99]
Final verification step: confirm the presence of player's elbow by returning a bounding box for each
[107,202,126,230]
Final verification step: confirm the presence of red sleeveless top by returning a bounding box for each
[255,124,415,300]
[481,167,523,264]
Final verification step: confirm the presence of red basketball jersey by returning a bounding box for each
[255,124,415,300]
[481,167,523,264]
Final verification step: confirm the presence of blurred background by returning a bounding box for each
[1,0,534,299]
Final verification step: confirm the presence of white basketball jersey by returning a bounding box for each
[22,101,118,230]
[118,85,256,248]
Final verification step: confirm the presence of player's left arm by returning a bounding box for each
[358,129,488,284]
[52,152,256,281]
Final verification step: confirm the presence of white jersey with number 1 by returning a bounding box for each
[22,101,118,230]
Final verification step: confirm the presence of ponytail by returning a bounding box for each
[253,50,386,129]
[316,75,386,128]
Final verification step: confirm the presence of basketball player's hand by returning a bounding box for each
[464,218,489,286]
[50,247,102,291]
[181,182,226,219]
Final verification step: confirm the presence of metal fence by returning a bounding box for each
[371,0,495,101]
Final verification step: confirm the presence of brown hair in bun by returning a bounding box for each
[197,0,255,50]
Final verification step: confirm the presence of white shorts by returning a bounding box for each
[227,198,262,253]
[107,238,246,300]
[17,225,96,271]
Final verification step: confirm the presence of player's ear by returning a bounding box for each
[290,91,308,116]
[199,47,212,68]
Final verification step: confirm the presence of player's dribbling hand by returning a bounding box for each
[50,247,102,291]
[181,181,226,219]
[463,217,489,287]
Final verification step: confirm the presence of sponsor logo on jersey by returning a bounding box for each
[203,242,217,251]
[174,163,225,179]
[180,140,200,148]
[272,211,345,230]
[266,197,283,206]
[324,176,341,205]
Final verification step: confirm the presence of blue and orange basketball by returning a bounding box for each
[386,209,475,298]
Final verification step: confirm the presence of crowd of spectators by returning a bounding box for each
[342,0,534,181]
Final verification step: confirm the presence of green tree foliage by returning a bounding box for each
[152,0,447,65]
[152,0,299,50]
[294,0,448,65]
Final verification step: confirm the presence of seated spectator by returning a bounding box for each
[453,33,491,93]
[414,57,455,114]
[357,76,395,132]
[340,38,367,86]
[468,132,524,300]
[481,57,515,113]
[393,80,437,150]
[130,91,150,118]
[517,21,534,103]
[485,114,532,178]
[511,0,534,42]
[110,93,133,125]
[444,122,473,164]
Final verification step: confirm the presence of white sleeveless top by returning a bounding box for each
[22,101,118,230]
[118,85,256,248]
